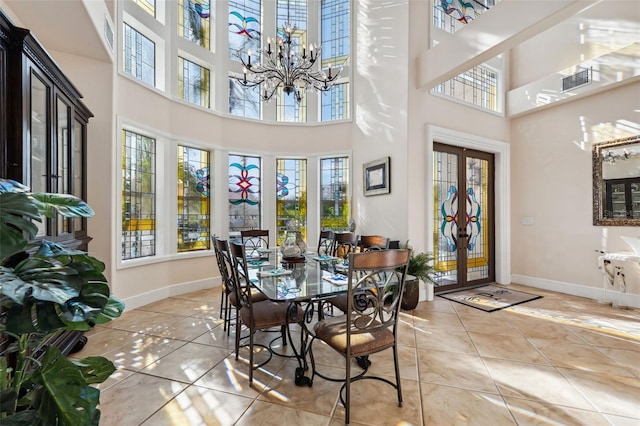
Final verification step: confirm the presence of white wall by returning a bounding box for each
[510,82,640,306]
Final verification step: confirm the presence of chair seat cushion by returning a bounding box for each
[240,301,304,329]
[313,315,395,357]
[229,287,268,308]
[328,293,349,313]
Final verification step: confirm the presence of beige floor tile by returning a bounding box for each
[595,346,640,378]
[411,309,466,330]
[193,321,242,349]
[504,397,610,425]
[143,315,221,341]
[101,335,187,371]
[416,297,458,313]
[457,313,523,336]
[529,337,635,376]
[483,358,596,411]
[139,297,220,318]
[140,385,253,426]
[416,348,498,393]
[559,367,640,419]
[414,326,479,355]
[332,376,422,426]
[567,326,640,351]
[99,373,187,426]
[603,413,640,426]
[194,354,279,398]
[94,368,135,392]
[69,328,140,358]
[106,310,189,334]
[468,331,549,364]
[508,318,586,343]
[421,383,515,426]
[259,361,342,417]
[236,400,331,426]
[172,287,221,302]
[365,344,419,381]
[141,342,231,383]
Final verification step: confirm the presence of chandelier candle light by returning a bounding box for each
[233,4,341,102]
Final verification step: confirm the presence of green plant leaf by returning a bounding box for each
[32,346,102,426]
[71,356,116,385]
[0,179,30,193]
[5,302,37,334]
[30,193,95,219]
[91,296,125,324]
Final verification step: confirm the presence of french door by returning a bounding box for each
[433,143,495,292]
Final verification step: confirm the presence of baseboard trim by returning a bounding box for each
[511,274,640,309]
[121,276,221,311]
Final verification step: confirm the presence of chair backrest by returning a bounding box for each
[346,249,410,338]
[213,237,239,303]
[317,230,336,255]
[229,240,254,309]
[333,232,359,257]
[359,235,390,252]
[241,229,269,258]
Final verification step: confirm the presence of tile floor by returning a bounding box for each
[73,284,640,425]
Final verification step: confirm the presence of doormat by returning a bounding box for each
[438,285,542,312]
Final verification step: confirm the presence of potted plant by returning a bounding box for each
[401,242,438,310]
[0,179,124,425]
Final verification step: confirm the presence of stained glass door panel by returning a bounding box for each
[433,143,494,291]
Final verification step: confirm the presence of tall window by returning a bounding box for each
[178,56,210,108]
[277,87,307,122]
[432,65,498,111]
[122,130,156,260]
[229,77,261,118]
[320,157,349,230]
[321,82,349,121]
[229,154,261,232]
[178,146,211,252]
[276,158,307,244]
[123,23,155,86]
[228,0,262,59]
[275,0,307,122]
[321,0,350,121]
[134,0,156,17]
[178,0,210,49]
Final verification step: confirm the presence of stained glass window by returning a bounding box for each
[178,0,210,49]
[134,0,156,17]
[178,56,210,108]
[228,0,262,60]
[123,23,155,86]
[122,130,156,260]
[433,65,497,111]
[433,0,495,34]
[229,154,261,232]
[229,76,261,119]
[276,158,307,245]
[320,157,349,230]
[178,146,211,252]
[276,87,307,122]
[321,82,349,121]
[321,0,350,68]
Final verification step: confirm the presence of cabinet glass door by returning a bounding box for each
[610,183,627,218]
[632,183,640,219]
[56,96,71,236]
[30,71,49,237]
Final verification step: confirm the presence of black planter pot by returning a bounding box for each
[402,277,420,310]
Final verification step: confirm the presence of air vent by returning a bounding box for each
[562,67,591,92]
[104,17,114,52]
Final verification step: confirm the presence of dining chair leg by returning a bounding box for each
[393,343,403,407]
[345,355,351,425]
[249,328,254,385]
[280,325,287,347]
[234,315,241,360]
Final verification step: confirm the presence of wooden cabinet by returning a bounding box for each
[0,11,93,355]
[0,10,93,250]
[605,177,640,219]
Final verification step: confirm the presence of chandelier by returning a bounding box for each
[232,2,341,103]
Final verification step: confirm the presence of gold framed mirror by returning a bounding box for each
[593,134,640,226]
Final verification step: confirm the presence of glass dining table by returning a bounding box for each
[247,249,350,387]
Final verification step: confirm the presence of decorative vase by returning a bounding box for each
[294,231,307,253]
[281,231,302,257]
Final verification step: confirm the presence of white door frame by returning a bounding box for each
[425,125,511,285]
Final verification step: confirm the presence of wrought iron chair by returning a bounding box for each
[310,249,411,425]
[212,236,231,332]
[214,237,267,338]
[229,241,304,385]
[359,235,390,252]
[332,232,359,258]
[240,229,269,258]
[317,230,336,255]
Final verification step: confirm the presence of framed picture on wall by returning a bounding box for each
[363,157,390,196]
